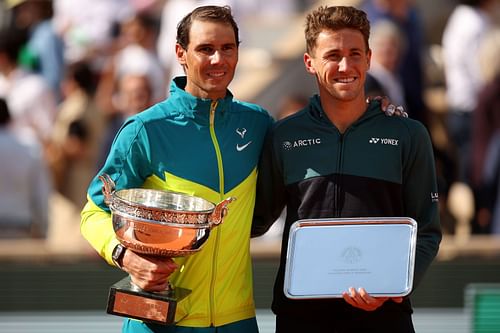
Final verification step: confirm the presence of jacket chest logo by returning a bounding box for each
[236,128,252,151]
[282,138,322,150]
[236,128,247,138]
[369,137,399,146]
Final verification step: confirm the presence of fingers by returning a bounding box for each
[395,105,408,117]
[122,251,178,291]
[384,104,396,115]
[130,274,170,292]
[383,104,408,117]
[366,95,408,118]
[342,287,389,311]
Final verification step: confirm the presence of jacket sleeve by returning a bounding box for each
[403,121,442,289]
[251,129,287,237]
[80,118,152,265]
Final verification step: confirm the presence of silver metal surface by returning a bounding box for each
[284,217,417,299]
[112,210,211,257]
[98,174,236,257]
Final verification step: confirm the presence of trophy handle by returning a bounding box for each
[208,197,236,227]
[99,173,116,206]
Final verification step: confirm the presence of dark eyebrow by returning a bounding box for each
[350,47,364,53]
[195,43,214,49]
[323,49,341,57]
[195,42,237,49]
[324,47,364,55]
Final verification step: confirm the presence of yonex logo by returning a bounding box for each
[369,137,399,146]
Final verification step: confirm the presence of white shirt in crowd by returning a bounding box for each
[0,68,58,146]
[0,126,51,237]
[442,4,493,112]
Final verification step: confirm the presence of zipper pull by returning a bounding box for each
[210,100,218,126]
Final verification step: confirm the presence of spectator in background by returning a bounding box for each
[473,28,500,233]
[0,98,51,238]
[116,12,164,104]
[96,12,165,117]
[6,0,64,101]
[362,0,429,126]
[478,131,500,234]
[365,19,406,109]
[98,71,154,168]
[472,27,500,191]
[47,61,104,208]
[441,0,499,187]
[0,27,57,149]
[52,0,134,67]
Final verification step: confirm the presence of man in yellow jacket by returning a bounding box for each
[81,5,273,333]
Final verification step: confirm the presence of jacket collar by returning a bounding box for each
[168,76,234,117]
[309,94,382,126]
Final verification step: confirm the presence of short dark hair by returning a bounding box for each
[65,61,96,95]
[68,119,88,142]
[0,98,11,126]
[176,5,240,50]
[304,6,370,54]
[0,28,28,62]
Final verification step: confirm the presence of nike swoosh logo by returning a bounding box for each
[236,141,252,151]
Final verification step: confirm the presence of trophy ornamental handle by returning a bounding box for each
[209,197,236,227]
[99,173,116,206]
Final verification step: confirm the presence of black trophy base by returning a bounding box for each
[107,276,191,325]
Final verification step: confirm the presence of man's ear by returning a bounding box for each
[303,52,316,75]
[176,43,187,67]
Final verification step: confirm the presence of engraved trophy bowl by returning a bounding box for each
[98,173,236,325]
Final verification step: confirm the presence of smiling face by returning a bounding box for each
[176,20,238,100]
[304,28,371,103]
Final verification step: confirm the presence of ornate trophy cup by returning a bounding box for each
[99,174,235,325]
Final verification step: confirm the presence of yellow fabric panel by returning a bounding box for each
[143,172,221,202]
[80,197,120,266]
[158,169,258,326]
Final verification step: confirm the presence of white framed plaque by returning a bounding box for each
[283,217,417,299]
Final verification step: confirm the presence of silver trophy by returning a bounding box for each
[99,174,235,325]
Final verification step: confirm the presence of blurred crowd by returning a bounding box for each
[362,0,500,237]
[0,0,311,241]
[0,0,500,245]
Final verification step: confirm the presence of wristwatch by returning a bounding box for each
[112,244,126,269]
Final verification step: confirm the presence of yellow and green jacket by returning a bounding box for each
[81,77,273,327]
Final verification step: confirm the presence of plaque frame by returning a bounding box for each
[283,217,417,299]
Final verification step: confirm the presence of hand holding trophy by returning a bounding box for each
[99,174,235,325]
